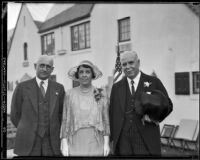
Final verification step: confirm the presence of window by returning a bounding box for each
[71,22,90,51]
[41,33,55,55]
[118,17,130,42]
[192,71,200,94]
[175,72,190,95]
[24,43,28,60]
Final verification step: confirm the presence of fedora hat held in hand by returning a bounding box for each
[135,90,170,122]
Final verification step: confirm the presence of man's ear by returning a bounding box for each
[51,67,54,73]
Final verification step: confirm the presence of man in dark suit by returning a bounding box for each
[109,51,173,156]
[10,55,65,156]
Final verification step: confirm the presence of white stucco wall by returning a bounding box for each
[7,5,42,113]
[7,4,199,128]
[114,4,199,127]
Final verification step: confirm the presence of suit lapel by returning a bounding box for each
[49,80,58,118]
[27,78,38,114]
[119,78,127,113]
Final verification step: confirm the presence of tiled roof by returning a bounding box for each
[39,4,94,33]
[34,20,43,29]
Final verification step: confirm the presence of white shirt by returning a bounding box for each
[36,77,48,93]
[127,71,141,94]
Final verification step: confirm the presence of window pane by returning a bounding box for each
[71,22,90,51]
[41,33,55,55]
[85,23,90,48]
[79,24,85,49]
[175,72,190,95]
[193,72,200,94]
[119,18,130,42]
[72,26,79,50]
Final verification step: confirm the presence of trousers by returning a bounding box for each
[29,134,54,156]
[117,114,150,156]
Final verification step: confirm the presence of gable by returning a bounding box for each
[8,4,42,56]
[39,4,94,33]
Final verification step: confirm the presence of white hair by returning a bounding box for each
[120,50,139,62]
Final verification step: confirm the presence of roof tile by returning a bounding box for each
[39,4,94,33]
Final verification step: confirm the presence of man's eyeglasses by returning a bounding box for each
[39,64,53,71]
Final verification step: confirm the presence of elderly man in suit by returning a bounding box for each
[10,55,65,156]
[109,51,173,156]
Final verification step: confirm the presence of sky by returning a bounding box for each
[7,2,54,30]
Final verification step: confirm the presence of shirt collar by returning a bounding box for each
[127,71,141,84]
[36,76,48,87]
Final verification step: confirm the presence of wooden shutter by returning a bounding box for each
[175,72,189,95]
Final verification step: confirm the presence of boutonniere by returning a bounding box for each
[55,92,59,96]
[144,81,152,88]
[93,88,104,103]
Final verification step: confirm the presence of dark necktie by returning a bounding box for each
[40,81,45,97]
[131,80,135,96]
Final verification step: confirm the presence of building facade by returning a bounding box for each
[7,3,199,127]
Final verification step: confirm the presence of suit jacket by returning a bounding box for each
[109,72,173,155]
[10,78,65,156]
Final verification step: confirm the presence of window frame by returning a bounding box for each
[192,71,200,94]
[23,42,28,61]
[71,21,90,51]
[41,32,55,55]
[175,72,190,95]
[118,17,131,42]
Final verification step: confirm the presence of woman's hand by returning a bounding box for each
[103,136,110,156]
[60,138,69,156]
[103,143,110,156]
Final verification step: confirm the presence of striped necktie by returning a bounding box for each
[131,80,135,96]
[40,81,45,97]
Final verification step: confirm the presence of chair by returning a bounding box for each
[184,121,199,152]
[171,119,199,151]
[160,124,177,147]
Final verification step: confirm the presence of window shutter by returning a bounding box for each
[175,72,189,95]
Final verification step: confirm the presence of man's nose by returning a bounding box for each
[42,65,48,71]
[126,63,131,68]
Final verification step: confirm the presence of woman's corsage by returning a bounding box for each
[93,88,104,103]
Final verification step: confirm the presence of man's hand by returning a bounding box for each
[141,114,159,126]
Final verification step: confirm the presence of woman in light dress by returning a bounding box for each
[60,60,110,156]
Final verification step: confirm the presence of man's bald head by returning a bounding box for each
[36,55,54,67]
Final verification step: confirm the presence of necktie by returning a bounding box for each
[40,81,45,97]
[131,80,135,96]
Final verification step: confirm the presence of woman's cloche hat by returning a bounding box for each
[68,60,103,81]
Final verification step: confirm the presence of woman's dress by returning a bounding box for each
[60,86,110,156]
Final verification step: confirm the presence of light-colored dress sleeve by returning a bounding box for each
[60,90,71,139]
[102,96,110,136]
